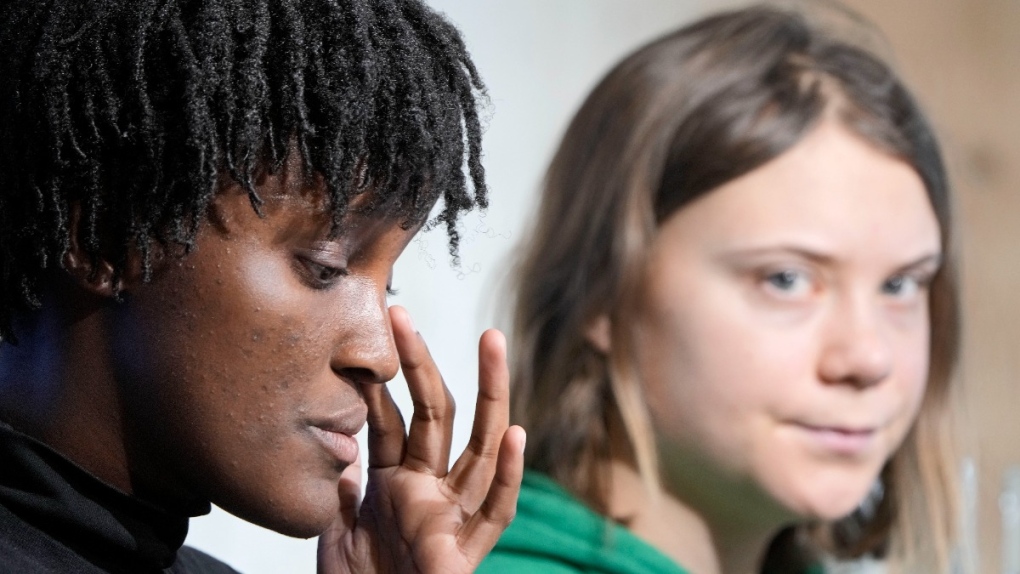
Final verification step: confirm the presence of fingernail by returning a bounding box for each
[405,310,417,333]
[520,432,527,454]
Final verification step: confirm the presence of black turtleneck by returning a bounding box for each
[0,421,240,573]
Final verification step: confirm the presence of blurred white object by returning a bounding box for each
[826,557,886,574]
[1002,465,1020,574]
[954,456,980,574]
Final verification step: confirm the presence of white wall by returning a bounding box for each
[184,2,728,571]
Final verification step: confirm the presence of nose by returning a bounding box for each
[330,284,399,386]
[817,294,893,389]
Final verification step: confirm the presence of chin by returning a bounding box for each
[793,482,875,522]
[768,466,878,522]
[262,507,338,539]
[216,478,342,539]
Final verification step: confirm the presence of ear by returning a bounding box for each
[62,249,120,298]
[61,203,143,298]
[585,314,613,354]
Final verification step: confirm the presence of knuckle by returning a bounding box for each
[445,387,456,416]
[467,433,499,460]
[411,399,452,423]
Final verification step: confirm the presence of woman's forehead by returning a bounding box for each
[658,121,940,261]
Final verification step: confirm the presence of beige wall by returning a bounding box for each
[841,0,1020,567]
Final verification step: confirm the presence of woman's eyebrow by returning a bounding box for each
[894,253,943,273]
[716,246,943,271]
[715,244,840,265]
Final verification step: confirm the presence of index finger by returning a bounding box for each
[389,305,456,476]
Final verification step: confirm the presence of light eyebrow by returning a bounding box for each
[715,245,943,274]
[717,245,840,266]
[893,253,943,274]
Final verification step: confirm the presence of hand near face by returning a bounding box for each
[316,306,525,573]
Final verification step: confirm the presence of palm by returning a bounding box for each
[318,306,525,574]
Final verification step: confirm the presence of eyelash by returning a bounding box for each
[302,259,349,289]
[759,268,934,300]
[761,268,813,298]
[881,272,934,298]
[299,257,400,297]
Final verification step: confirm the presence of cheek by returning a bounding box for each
[891,332,932,431]
[121,247,335,444]
[636,304,789,455]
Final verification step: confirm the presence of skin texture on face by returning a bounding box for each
[628,120,941,544]
[0,146,526,571]
[108,164,412,538]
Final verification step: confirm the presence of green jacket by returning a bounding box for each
[478,471,689,574]
[479,471,829,574]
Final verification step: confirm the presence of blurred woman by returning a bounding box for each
[480,5,958,573]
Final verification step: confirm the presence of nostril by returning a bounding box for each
[337,366,393,386]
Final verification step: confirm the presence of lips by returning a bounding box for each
[307,408,367,465]
[793,423,878,456]
[309,425,360,465]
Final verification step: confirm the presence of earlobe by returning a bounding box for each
[61,203,143,299]
[585,315,613,354]
[62,249,122,298]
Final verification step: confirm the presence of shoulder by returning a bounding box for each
[478,471,690,574]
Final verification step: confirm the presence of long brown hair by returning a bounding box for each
[509,5,958,571]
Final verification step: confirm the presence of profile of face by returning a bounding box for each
[108,160,412,537]
[628,120,940,524]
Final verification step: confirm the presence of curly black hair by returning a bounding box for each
[0,0,488,343]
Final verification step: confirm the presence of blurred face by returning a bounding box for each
[110,162,411,537]
[631,121,940,524]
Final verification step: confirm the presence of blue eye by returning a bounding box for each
[881,275,920,298]
[767,270,800,290]
[763,269,811,295]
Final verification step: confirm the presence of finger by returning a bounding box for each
[364,380,406,468]
[337,450,363,527]
[457,425,526,563]
[316,452,363,573]
[390,305,456,476]
[447,328,510,499]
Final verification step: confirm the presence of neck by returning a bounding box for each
[0,290,133,493]
[605,459,787,574]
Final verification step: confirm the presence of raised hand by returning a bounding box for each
[317,305,525,573]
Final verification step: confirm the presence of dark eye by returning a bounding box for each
[302,259,348,288]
